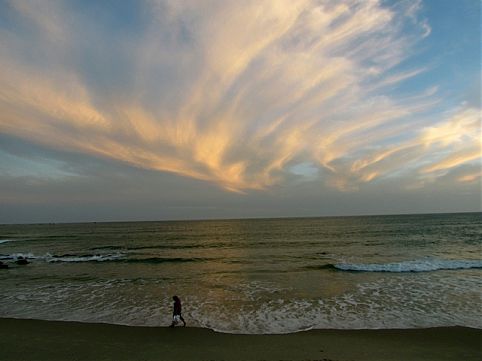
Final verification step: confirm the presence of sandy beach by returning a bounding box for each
[0,318,480,361]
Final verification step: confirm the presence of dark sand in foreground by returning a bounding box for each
[0,318,480,361]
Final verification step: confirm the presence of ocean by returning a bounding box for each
[0,213,480,334]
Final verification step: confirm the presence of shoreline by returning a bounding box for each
[1,318,480,361]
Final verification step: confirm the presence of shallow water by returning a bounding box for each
[0,213,481,334]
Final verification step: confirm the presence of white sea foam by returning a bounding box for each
[0,239,14,244]
[0,252,37,260]
[193,272,482,333]
[47,253,125,263]
[0,252,125,262]
[1,214,480,334]
[2,272,481,334]
[334,259,482,272]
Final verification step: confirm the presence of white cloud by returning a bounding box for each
[0,0,479,193]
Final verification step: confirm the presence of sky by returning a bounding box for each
[0,0,480,224]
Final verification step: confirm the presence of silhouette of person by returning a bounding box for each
[169,295,186,327]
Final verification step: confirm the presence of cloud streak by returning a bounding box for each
[0,0,479,192]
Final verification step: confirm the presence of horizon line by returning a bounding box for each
[1,210,480,226]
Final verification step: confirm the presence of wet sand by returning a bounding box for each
[0,318,480,361]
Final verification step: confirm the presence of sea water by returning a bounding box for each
[0,213,480,334]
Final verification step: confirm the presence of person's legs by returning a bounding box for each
[170,315,180,328]
[180,315,186,326]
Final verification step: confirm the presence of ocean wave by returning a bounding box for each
[0,239,15,244]
[48,253,125,263]
[2,271,481,333]
[90,245,122,251]
[122,257,212,264]
[0,252,211,264]
[304,264,337,270]
[50,255,211,264]
[0,252,36,260]
[0,252,124,262]
[91,244,213,252]
[333,259,482,272]
[125,243,230,251]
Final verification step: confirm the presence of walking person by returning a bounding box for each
[169,295,186,327]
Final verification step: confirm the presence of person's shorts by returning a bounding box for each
[173,315,181,324]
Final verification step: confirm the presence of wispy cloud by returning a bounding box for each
[0,0,479,192]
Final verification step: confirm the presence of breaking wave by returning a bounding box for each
[48,253,125,263]
[0,239,15,244]
[0,252,124,262]
[0,252,211,264]
[0,252,37,260]
[332,259,482,272]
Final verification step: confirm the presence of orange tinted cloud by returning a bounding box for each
[0,0,479,193]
